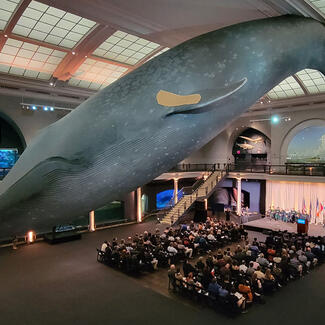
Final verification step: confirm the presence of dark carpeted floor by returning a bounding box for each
[0,220,324,325]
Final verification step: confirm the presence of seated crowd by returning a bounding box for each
[97,218,247,273]
[168,229,325,314]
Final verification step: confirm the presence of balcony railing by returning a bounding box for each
[227,163,325,176]
[170,163,227,172]
[171,163,325,177]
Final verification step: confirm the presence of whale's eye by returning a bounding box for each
[156,90,201,107]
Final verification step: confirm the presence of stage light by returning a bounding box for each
[32,106,37,110]
[49,82,54,86]
[50,107,54,111]
[271,115,280,124]
[43,106,48,111]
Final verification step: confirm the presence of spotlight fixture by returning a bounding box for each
[49,82,54,86]
[271,115,280,124]
[250,116,291,123]
[32,106,37,110]
[72,51,76,55]
[43,106,48,111]
[50,107,54,111]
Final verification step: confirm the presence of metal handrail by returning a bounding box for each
[169,163,226,172]
[166,170,225,218]
[227,163,325,176]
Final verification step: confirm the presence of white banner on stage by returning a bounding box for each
[266,180,325,224]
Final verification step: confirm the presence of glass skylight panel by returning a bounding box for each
[12,1,96,48]
[68,58,128,89]
[0,37,66,80]
[92,30,160,65]
[267,76,304,99]
[0,0,20,30]
[307,0,325,14]
[146,47,169,61]
[296,69,325,94]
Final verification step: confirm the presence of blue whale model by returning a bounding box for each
[0,15,324,238]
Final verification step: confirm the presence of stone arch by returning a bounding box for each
[279,118,325,164]
[227,126,271,164]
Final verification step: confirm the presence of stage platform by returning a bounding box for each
[243,217,325,237]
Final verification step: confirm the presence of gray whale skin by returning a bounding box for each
[0,15,324,238]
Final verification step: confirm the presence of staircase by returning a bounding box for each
[160,169,227,225]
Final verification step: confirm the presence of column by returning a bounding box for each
[173,178,178,205]
[236,178,242,216]
[204,198,208,210]
[89,210,95,231]
[137,187,142,223]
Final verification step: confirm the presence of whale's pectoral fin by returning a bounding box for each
[158,77,247,116]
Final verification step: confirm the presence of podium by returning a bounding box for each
[296,218,309,234]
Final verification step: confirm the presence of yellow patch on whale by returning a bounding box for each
[156,90,201,107]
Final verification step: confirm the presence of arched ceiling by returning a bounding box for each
[0,0,324,103]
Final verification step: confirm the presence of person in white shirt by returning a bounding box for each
[239,260,248,273]
[101,240,108,252]
[167,243,178,255]
[207,232,217,242]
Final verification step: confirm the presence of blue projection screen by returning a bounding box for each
[156,189,174,209]
[0,149,18,168]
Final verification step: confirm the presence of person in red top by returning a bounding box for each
[267,246,276,262]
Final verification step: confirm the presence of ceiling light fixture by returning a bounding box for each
[21,103,74,112]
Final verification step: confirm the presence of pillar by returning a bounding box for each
[173,178,178,205]
[236,178,242,216]
[137,187,142,222]
[204,198,208,210]
[89,210,95,231]
[123,191,137,221]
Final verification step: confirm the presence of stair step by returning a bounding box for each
[161,170,226,224]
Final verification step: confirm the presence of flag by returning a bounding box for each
[302,198,306,214]
[309,201,312,215]
[316,198,320,217]
[319,202,324,216]
[309,201,313,222]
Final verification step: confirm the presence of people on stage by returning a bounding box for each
[266,208,310,223]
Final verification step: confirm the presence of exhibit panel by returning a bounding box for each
[266,180,325,224]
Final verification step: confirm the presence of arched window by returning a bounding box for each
[232,128,270,165]
[287,126,325,163]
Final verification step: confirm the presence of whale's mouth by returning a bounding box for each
[156,77,247,116]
